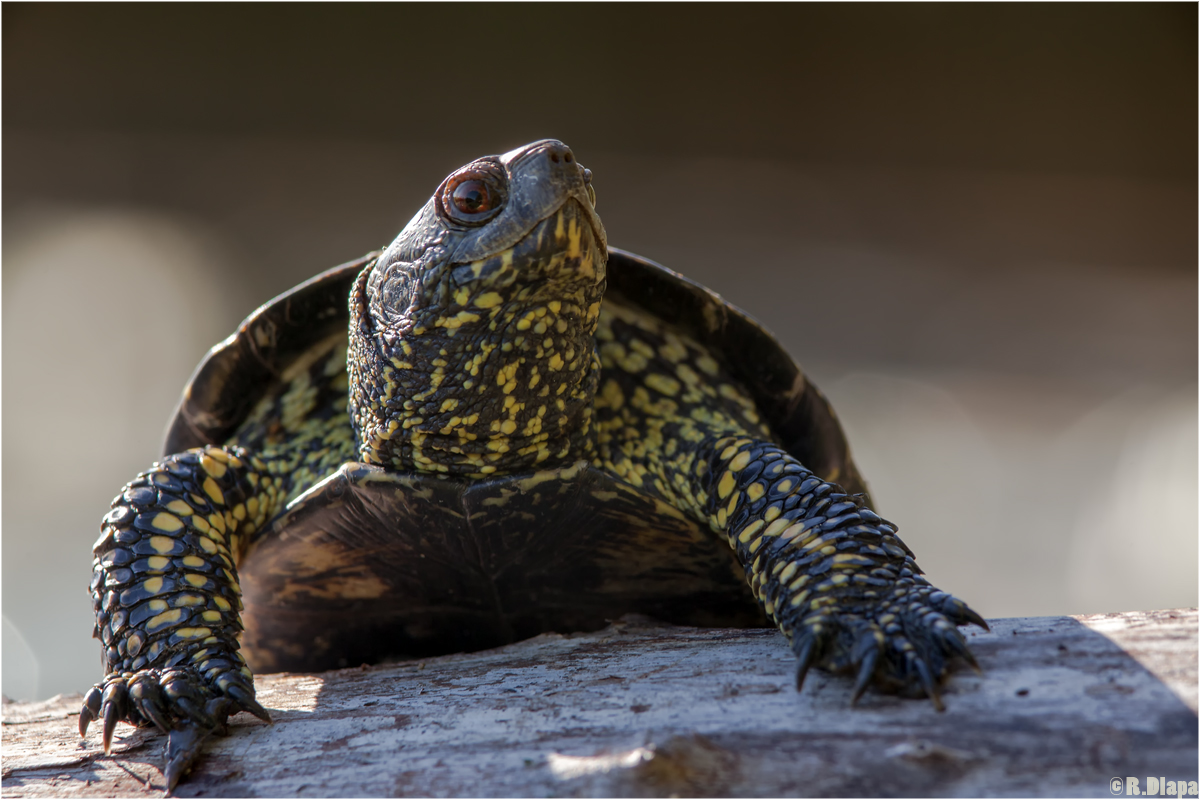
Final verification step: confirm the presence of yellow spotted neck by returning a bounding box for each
[348,259,605,478]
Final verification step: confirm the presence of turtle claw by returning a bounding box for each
[940,626,982,674]
[933,593,990,632]
[79,685,103,738]
[849,638,881,706]
[101,681,128,754]
[164,723,214,793]
[793,635,819,692]
[909,652,945,712]
[226,682,272,724]
[962,607,990,632]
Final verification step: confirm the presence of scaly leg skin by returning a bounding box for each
[80,445,281,790]
[695,436,986,707]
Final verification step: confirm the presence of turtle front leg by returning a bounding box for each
[692,436,986,708]
[81,445,280,790]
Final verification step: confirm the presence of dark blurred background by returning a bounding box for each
[4,4,1196,701]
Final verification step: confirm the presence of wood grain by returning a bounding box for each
[4,608,1196,797]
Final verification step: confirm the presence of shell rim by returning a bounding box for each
[161,247,862,501]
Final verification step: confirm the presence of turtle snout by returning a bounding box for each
[543,141,575,166]
[504,139,589,189]
[539,141,590,187]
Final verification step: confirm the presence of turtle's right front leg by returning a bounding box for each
[81,445,281,790]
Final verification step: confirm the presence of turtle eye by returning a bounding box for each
[452,181,491,214]
[440,163,506,225]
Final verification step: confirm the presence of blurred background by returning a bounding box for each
[4,4,1195,701]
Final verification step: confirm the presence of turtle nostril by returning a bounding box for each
[546,142,574,166]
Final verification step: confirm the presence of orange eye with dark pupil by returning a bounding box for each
[451,180,491,214]
[440,163,506,225]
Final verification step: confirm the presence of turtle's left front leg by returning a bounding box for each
[690,436,986,707]
[81,444,278,789]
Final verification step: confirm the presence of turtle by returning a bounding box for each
[80,139,986,790]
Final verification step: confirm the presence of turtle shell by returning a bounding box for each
[164,248,870,672]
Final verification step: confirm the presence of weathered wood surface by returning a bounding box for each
[3,608,1196,797]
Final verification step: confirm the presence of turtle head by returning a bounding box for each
[349,140,608,476]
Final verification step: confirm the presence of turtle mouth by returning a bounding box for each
[565,185,607,255]
[519,197,606,284]
[451,197,606,289]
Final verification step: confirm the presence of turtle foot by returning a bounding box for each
[789,585,986,710]
[79,665,269,792]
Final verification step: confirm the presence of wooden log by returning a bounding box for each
[3,608,1196,797]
